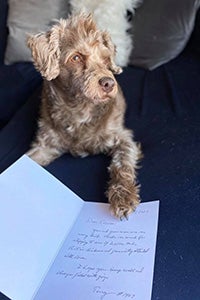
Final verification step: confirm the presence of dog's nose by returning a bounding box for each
[99,77,115,93]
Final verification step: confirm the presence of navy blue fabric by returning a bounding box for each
[0,51,200,300]
[0,86,41,174]
[0,63,41,128]
[0,293,9,300]
[186,8,200,56]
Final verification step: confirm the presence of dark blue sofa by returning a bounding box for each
[0,1,200,299]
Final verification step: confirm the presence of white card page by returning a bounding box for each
[0,155,84,300]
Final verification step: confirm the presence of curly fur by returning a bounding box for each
[27,13,142,219]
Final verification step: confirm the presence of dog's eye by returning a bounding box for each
[71,54,82,62]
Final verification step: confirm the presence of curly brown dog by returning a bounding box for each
[27,13,141,219]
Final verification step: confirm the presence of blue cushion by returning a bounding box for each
[0,63,41,127]
[186,8,200,55]
[0,52,200,299]
[0,86,41,174]
[0,293,9,300]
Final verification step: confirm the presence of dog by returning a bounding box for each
[27,13,141,219]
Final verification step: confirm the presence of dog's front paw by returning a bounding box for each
[26,146,60,166]
[26,147,49,166]
[108,183,140,219]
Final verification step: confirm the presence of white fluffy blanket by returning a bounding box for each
[70,0,141,67]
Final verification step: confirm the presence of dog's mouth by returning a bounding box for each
[92,89,118,104]
[92,96,111,104]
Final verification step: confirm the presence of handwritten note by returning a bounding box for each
[34,201,159,300]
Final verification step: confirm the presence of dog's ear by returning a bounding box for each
[27,26,61,81]
[102,31,122,75]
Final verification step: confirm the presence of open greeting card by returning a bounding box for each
[0,155,159,300]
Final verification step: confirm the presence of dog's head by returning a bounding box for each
[27,13,122,102]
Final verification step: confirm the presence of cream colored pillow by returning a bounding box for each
[5,0,70,64]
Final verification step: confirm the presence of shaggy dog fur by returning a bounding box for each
[27,13,141,219]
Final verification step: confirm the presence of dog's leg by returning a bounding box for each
[107,130,141,219]
[27,144,63,166]
[26,121,66,166]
